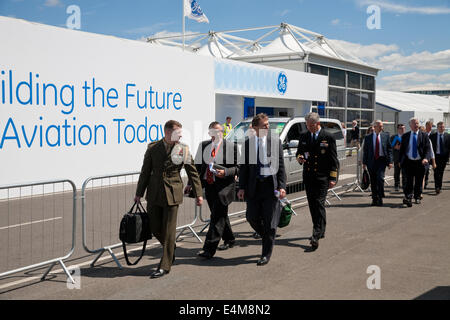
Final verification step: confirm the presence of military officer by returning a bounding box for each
[135,120,203,279]
[296,112,339,251]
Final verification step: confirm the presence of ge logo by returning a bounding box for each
[277,72,287,95]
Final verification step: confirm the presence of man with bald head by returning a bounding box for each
[363,120,393,206]
[399,118,432,207]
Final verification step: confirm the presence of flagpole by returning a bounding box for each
[182,0,185,51]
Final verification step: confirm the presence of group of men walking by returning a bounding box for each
[362,118,449,208]
[134,112,338,278]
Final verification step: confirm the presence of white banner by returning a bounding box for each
[0,17,215,188]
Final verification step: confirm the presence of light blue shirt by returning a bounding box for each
[407,130,421,160]
[436,133,444,155]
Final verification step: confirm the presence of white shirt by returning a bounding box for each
[372,132,384,157]
[204,140,221,180]
[311,128,321,142]
[407,130,421,160]
[427,131,435,158]
[255,135,270,176]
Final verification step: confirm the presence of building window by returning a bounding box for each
[310,64,328,76]
[347,110,360,128]
[362,74,374,91]
[348,72,361,89]
[329,68,345,87]
[347,90,361,108]
[360,110,374,128]
[329,87,345,107]
[327,109,345,122]
[360,92,374,109]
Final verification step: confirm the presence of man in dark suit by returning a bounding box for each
[399,117,432,207]
[192,121,240,259]
[237,113,287,266]
[135,120,203,278]
[429,121,450,195]
[296,112,339,250]
[362,120,393,206]
[390,124,406,192]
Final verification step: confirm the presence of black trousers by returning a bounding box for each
[424,163,431,186]
[246,178,280,259]
[394,161,406,189]
[434,155,448,190]
[368,158,387,201]
[403,159,425,200]
[203,186,235,255]
[304,174,328,240]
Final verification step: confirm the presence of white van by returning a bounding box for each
[225,117,346,186]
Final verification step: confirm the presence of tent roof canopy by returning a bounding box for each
[376,90,450,113]
[146,23,378,71]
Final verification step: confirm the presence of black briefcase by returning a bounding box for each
[119,201,152,266]
[361,168,371,190]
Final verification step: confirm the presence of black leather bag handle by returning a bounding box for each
[122,201,148,266]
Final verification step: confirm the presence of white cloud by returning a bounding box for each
[125,22,175,35]
[331,19,340,25]
[44,0,62,7]
[331,39,450,72]
[280,9,291,17]
[377,50,450,71]
[330,39,399,61]
[380,72,450,83]
[356,0,450,15]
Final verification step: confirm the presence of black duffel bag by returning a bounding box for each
[119,201,152,266]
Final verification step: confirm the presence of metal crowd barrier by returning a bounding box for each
[0,179,77,284]
[81,171,201,269]
[198,147,363,231]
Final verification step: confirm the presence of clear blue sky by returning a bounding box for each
[1,0,449,91]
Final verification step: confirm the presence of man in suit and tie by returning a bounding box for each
[390,124,406,192]
[237,113,287,266]
[429,121,450,195]
[399,117,432,207]
[296,112,339,250]
[362,120,393,206]
[135,120,203,279]
[192,121,240,259]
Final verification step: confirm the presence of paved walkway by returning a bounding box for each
[1,171,450,300]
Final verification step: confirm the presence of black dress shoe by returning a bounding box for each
[218,240,235,251]
[377,199,383,206]
[150,269,169,279]
[371,200,377,206]
[310,238,319,250]
[436,188,441,195]
[309,235,325,240]
[256,256,270,266]
[403,198,412,207]
[197,250,213,259]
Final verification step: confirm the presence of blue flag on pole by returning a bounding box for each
[184,0,209,23]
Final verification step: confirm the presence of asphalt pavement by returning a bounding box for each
[1,167,449,300]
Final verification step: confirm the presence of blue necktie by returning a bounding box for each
[412,132,418,159]
[439,134,444,155]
